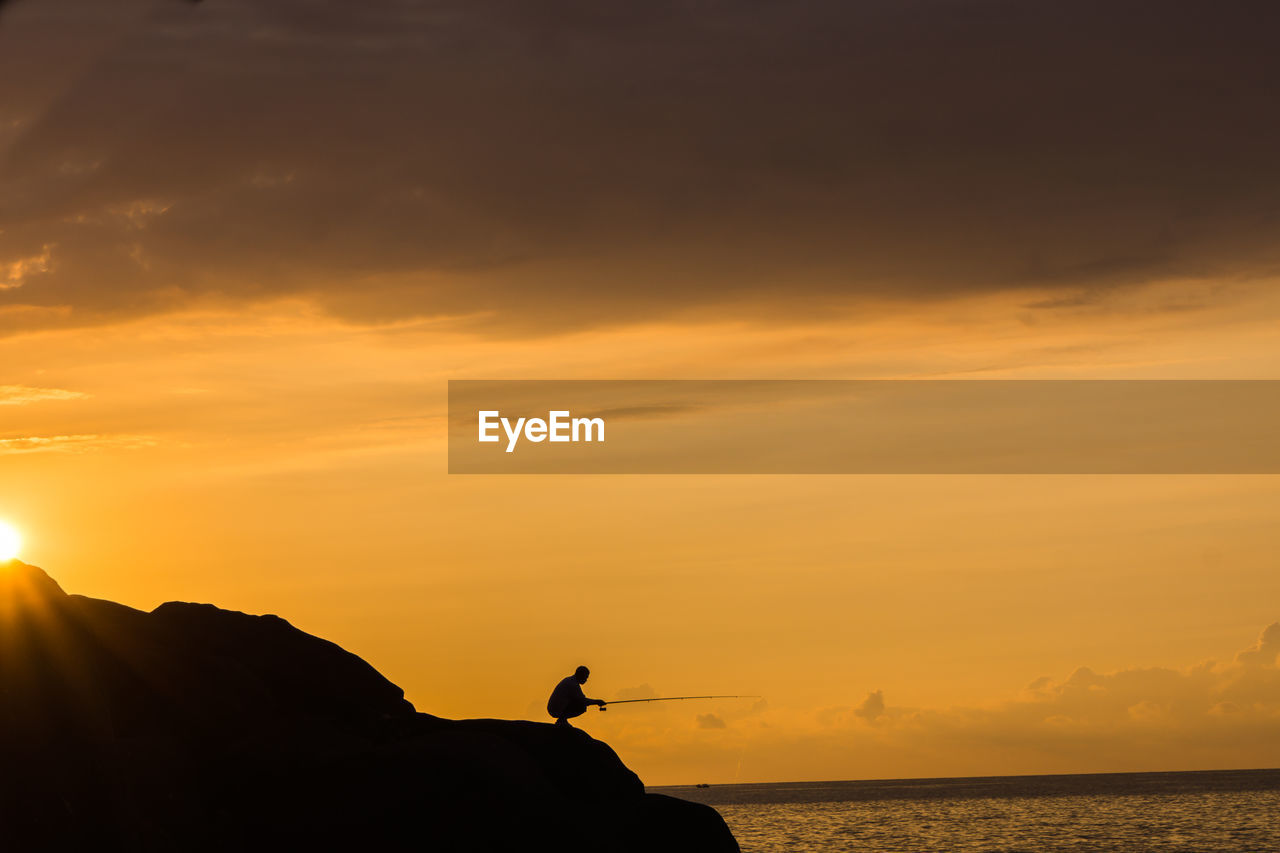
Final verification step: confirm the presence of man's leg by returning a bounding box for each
[556,698,589,728]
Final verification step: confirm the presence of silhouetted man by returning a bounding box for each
[547,665,606,727]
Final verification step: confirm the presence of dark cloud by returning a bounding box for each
[580,405,701,422]
[1237,622,1280,667]
[696,712,726,729]
[615,683,658,701]
[3,0,1280,334]
[854,689,885,722]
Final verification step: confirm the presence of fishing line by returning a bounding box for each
[598,695,761,709]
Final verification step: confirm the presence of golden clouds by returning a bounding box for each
[0,385,86,406]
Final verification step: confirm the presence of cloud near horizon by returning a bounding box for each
[614,683,659,702]
[854,689,885,723]
[829,620,1280,742]
[696,713,726,730]
[603,622,1280,781]
[4,0,1280,336]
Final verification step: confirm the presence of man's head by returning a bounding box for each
[574,665,590,684]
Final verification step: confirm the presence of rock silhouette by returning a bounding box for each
[0,560,738,851]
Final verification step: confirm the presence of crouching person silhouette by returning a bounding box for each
[547,665,606,727]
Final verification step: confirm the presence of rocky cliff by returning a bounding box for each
[0,560,738,851]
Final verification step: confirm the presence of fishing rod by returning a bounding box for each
[598,695,760,709]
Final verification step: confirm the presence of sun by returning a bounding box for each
[0,521,21,561]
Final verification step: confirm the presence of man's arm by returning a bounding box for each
[578,684,607,708]
[572,680,606,709]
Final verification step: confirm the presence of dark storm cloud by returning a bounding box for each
[2,0,1280,333]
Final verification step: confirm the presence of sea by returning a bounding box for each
[653,769,1280,852]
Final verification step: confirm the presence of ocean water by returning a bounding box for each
[655,769,1280,852]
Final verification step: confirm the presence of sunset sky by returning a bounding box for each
[2,0,1280,785]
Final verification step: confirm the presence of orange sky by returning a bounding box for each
[3,0,1280,785]
[3,292,1280,783]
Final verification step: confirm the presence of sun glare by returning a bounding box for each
[0,521,21,561]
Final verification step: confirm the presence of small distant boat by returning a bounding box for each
[695,783,711,788]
